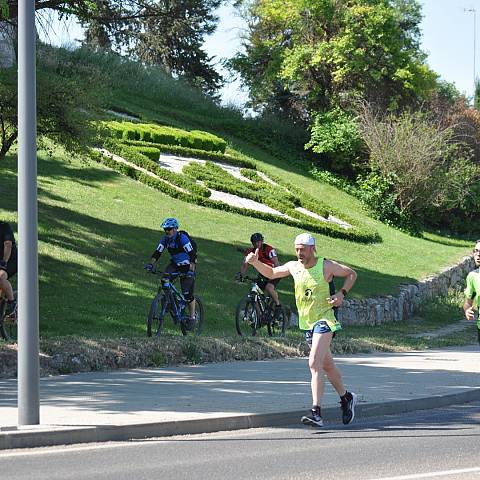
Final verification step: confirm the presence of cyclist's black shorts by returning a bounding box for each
[164,262,195,302]
[256,273,280,291]
[0,255,17,279]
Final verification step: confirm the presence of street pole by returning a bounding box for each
[465,8,477,105]
[17,0,40,426]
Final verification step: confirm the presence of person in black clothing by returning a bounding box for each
[0,221,17,315]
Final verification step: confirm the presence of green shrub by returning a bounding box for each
[306,108,365,177]
[358,107,480,234]
[122,139,256,168]
[130,145,161,161]
[103,121,227,153]
[357,171,420,234]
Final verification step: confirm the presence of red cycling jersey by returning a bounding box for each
[244,243,278,267]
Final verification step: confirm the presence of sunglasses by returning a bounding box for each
[473,249,480,254]
[164,227,174,232]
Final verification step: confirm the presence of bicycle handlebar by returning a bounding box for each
[241,275,259,282]
[146,268,194,278]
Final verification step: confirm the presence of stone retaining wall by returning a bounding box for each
[336,255,475,326]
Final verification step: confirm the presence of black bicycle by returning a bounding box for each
[146,270,204,337]
[235,275,286,337]
[0,290,17,342]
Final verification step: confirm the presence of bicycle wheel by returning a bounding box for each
[0,290,17,342]
[2,314,17,342]
[180,296,205,336]
[235,295,259,336]
[147,294,166,337]
[0,301,7,341]
[267,304,287,337]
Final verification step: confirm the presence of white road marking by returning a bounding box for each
[368,467,480,480]
[0,441,139,457]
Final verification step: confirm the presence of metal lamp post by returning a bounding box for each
[17,0,40,426]
[465,8,477,105]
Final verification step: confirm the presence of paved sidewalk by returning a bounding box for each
[0,345,478,449]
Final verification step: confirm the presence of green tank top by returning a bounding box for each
[290,258,341,332]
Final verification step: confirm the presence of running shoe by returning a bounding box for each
[301,407,323,427]
[340,391,357,425]
[184,316,196,331]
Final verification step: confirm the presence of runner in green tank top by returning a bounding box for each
[463,239,480,345]
[246,232,358,428]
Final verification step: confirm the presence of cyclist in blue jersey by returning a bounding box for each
[145,218,197,329]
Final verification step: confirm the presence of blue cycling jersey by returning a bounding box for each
[155,232,194,266]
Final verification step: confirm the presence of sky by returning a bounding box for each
[37,0,480,106]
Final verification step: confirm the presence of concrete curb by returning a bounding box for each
[1,388,479,450]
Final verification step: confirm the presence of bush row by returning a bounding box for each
[123,139,256,169]
[92,139,380,243]
[90,149,192,202]
[184,162,381,243]
[260,168,381,242]
[240,168,268,184]
[101,139,210,198]
[104,120,227,153]
[183,162,300,209]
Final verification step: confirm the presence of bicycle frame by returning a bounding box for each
[246,278,272,326]
[157,276,187,325]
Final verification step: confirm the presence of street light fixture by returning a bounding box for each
[465,7,477,104]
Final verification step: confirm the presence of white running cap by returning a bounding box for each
[294,233,315,246]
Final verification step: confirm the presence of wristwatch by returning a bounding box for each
[340,288,348,296]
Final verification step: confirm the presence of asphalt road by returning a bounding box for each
[1,402,479,480]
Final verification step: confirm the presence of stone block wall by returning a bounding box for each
[336,255,475,326]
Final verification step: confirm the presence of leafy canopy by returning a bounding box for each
[230,0,437,118]
[1,0,223,96]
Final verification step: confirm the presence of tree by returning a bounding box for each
[0,0,224,95]
[105,0,224,96]
[230,0,437,119]
[0,44,105,161]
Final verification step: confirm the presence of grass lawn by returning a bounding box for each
[340,291,478,351]
[0,141,473,340]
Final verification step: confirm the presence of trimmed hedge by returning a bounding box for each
[92,141,381,243]
[183,162,381,243]
[257,168,381,242]
[123,139,256,169]
[130,145,161,161]
[101,139,210,198]
[104,120,227,153]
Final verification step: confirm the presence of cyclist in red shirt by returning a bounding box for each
[236,233,282,315]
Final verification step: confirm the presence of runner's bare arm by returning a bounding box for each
[324,259,357,306]
[245,249,293,279]
[239,256,249,275]
[463,298,475,321]
[271,254,280,268]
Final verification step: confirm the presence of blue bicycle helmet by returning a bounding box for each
[161,217,179,229]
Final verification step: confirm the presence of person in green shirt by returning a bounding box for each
[463,239,480,345]
[246,232,357,427]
